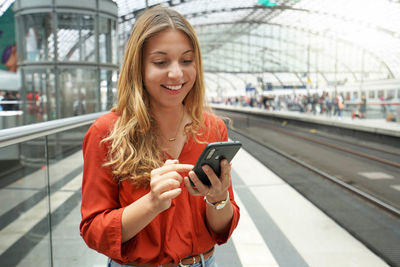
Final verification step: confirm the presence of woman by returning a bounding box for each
[80,6,240,267]
[359,95,367,118]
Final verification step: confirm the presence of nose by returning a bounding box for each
[168,62,183,79]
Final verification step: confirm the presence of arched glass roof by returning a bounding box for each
[114,0,400,95]
[2,0,400,95]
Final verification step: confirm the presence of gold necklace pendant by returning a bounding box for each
[166,107,184,142]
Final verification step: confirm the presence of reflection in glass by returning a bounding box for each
[57,13,95,62]
[59,68,98,117]
[111,19,118,65]
[21,13,53,62]
[0,123,94,265]
[47,125,90,266]
[23,69,56,124]
[100,69,118,111]
[99,16,117,64]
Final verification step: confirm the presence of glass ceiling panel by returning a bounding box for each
[1,0,400,87]
[0,0,13,16]
[188,10,251,26]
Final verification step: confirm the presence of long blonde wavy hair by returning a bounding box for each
[102,6,207,185]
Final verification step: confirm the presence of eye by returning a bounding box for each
[152,61,165,65]
[182,59,193,64]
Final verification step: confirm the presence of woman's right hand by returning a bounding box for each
[121,160,193,243]
[148,159,193,213]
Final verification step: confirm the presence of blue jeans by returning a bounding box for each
[107,254,218,267]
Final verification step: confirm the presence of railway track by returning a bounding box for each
[217,110,400,216]
[230,126,400,218]
[220,113,400,266]
[265,121,400,169]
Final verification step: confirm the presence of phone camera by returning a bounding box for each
[206,148,215,159]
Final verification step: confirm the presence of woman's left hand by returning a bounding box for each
[184,159,231,203]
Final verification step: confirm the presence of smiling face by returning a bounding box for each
[142,29,197,110]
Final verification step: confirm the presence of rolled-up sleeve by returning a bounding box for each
[79,123,129,262]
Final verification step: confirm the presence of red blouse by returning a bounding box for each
[80,111,240,265]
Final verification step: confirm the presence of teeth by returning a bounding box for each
[164,85,182,90]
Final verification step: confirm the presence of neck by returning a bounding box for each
[152,104,185,141]
[151,104,184,123]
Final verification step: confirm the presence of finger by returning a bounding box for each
[161,170,185,183]
[150,170,182,185]
[164,159,179,166]
[151,178,181,195]
[219,159,231,186]
[159,187,182,200]
[188,170,210,194]
[201,164,220,188]
[151,168,187,188]
[151,164,194,177]
[184,177,202,196]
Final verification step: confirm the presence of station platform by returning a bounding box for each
[211,104,400,138]
[0,146,390,266]
[222,148,388,267]
[1,107,398,267]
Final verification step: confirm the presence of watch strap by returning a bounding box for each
[204,191,230,210]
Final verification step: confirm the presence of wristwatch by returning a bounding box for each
[204,191,230,210]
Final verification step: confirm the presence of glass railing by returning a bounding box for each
[0,112,108,266]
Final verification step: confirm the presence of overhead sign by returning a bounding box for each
[258,0,277,7]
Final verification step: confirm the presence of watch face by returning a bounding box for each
[215,201,227,210]
[204,192,229,210]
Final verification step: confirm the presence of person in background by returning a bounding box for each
[80,6,240,267]
[15,92,21,111]
[0,90,4,111]
[380,95,386,117]
[359,95,367,118]
[1,91,16,111]
[336,93,344,118]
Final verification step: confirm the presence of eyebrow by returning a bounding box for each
[150,49,194,56]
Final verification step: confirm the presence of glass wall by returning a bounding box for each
[99,16,118,64]
[21,67,107,122]
[23,69,56,123]
[0,137,51,266]
[100,69,118,111]
[19,12,54,62]
[13,0,119,126]
[58,68,98,117]
[0,120,106,266]
[47,125,93,266]
[57,13,95,62]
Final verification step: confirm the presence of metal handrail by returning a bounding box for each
[0,112,107,148]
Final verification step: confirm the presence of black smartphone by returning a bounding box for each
[192,141,242,186]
